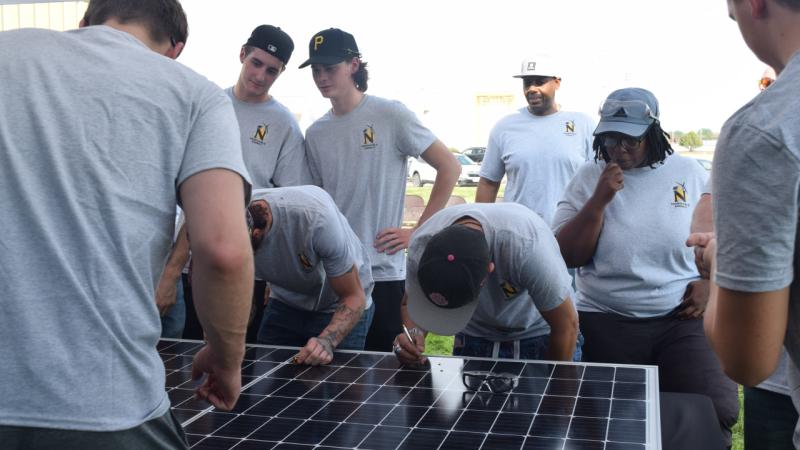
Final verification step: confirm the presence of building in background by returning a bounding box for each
[0,1,86,32]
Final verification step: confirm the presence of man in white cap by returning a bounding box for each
[392,203,579,364]
[476,57,594,227]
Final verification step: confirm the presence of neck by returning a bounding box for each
[527,103,560,117]
[330,88,365,116]
[758,7,800,73]
[233,83,270,103]
[454,217,483,232]
[101,19,175,58]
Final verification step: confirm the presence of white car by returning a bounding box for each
[408,154,481,187]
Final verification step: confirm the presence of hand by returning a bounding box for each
[294,336,335,366]
[155,277,177,317]
[592,162,624,206]
[263,283,271,307]
[678,279,711,319]
[685,232,715,279]
[374,227,413,255]
[191,345,242,411]
[393,328,427,365]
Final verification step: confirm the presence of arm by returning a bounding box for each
[295,265,366,366]
[687,194,714,279]
[417,140,460,224]
[540,298,579,361]
[374,140,459,255]
[700,240,789,386]
[154,223,190,316]
[556,163,623,267]
[181,168,254,410]
[394,293,428,364]
[475,177,501,203]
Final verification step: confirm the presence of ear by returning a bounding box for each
[78,18,87,28]
[166,41,185,60]
[239,47,246,64]
[749,0,767,18]
[479,262,495,287]
[553,78,562,90]
[349,57,360,74]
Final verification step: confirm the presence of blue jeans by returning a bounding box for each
[257,299,375,350]
[452,332,583,361]
[160,281,185,339]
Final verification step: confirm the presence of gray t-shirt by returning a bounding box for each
[0,26,249,431]
[553,155,707,317]
[481,109,595,225]
[407,203,573,340]
[713,51,800,444]
[252,186,374,312]
[226,87,310,189]
[305,95,437,281]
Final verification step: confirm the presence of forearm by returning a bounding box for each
[319,294,366,348]
[418,172,458,226]
[556,197,607,267]
[690,194,713,233]
[158,226,190,285]
[475,178,500,203]
[191,247,253,368]
[546,325,578,361]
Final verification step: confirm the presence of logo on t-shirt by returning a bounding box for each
[361,124,377,150]
[564,120,576,136]
[298,252,314,271]
[670,181,690,208]
[251,123,268,146]
[500,280,520,299]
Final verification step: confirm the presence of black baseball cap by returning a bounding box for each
[245,25,294,65]
[298,28,360,69]
[406,224,490,336]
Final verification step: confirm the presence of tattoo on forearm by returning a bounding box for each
[320,302,365,348]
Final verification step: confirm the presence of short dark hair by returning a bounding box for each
[351,57,369,93]
[82,0,188,46]
[593,122,674,168]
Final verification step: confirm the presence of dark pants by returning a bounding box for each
[452,332,583,361]
[257,298,375,350]
[744,386,799,450]
[364,280,405,352]
[181,277,266,343]
[579,310,739,445]
[0,409,188,450]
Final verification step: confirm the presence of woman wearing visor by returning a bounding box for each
[552,88,738,443]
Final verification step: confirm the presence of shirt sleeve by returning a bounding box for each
[515,231,573,312]
[392,101,437,158]
[314,209,357,279]
[714,123,800,293]
[479,121,506,182]
[273,121,311,187]
[551,162,596,233]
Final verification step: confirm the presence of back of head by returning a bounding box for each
[82,0,188,46]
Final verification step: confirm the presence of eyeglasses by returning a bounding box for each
[759,77,774,91]
[599,99,658,122]
[601,134,643,150]
[462,371,518,393]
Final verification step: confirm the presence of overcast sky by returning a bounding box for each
[8,0,767,149]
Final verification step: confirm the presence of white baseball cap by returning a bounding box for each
[512,57,560,78]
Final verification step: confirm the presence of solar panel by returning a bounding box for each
[159,339,661,449]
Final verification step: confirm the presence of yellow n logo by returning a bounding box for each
[254,124,267,142]
[566,121,575,133]
[673,183,687,203]
[363,126,375,145]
